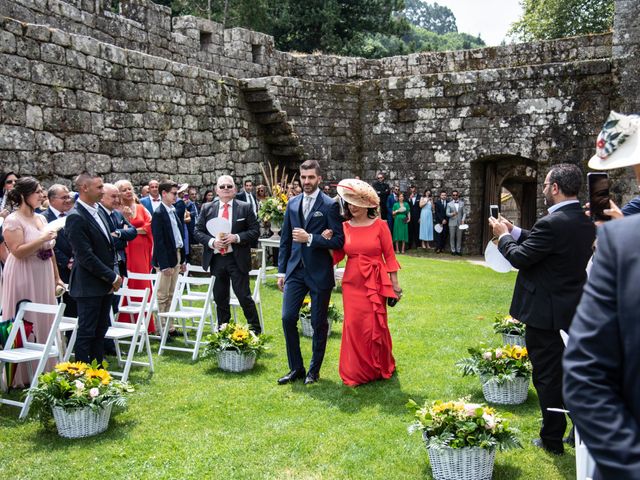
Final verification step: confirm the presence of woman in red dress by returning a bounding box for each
[333,179,402,387]
[116,180,155,332]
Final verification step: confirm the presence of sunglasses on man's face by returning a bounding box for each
[218,184,234,190]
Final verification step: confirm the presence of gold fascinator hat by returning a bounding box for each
[336,179,380,208]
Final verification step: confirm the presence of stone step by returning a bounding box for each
[244,90,272,103]
[264,133,300,146]
[248,100,280,113]
[254,111,288,124]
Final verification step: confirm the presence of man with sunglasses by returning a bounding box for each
[372,172,390,220]
[194,175,261,334]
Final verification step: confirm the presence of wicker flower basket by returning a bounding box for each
[501,333,526,347]
[52,403,113,439]
[217,349,256,372]
[481,376,530,405]
[300,313,332,338]
[423,434,496,480]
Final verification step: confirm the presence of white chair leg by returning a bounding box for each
[64,329,78,362]
[192,315,207,361]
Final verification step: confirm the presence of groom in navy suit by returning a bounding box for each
[277,160,344,385]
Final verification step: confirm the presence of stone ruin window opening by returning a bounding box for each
[110,0,121,14]
[200,31,213,51]
[252,44,264,64]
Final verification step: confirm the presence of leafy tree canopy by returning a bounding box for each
[402,0,457,34]
[509,0,614,41]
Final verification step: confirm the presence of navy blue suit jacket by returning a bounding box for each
[65,202,118,297]
[99,205,137,262]
[44,207,73,283]
[278,192,344,290]
[151,204,186,270]
[564,215,640,480]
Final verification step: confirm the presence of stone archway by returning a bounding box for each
[477,156,538,249]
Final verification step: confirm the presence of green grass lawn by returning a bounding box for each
[0,254,576,479]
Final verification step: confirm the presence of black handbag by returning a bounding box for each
[387,289,402,307]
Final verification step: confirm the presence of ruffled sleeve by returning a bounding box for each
[2,213,22,232]
[379,219,400,272]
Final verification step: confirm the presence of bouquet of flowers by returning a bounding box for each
[203,323,269,357]
[493,315,525,336]
[457,345,532,385]
[258,184,288,224]
[407,397,521,451]
[28,360,133,422]
[300,297,343,323]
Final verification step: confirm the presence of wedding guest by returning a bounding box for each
[255,184,268,204]
[0,171,19,264]
[116,179,155,332]
[141,179,162,214]
[333,179,401,386]
[140,185,149,198]
[277,160,344,385]
[185,186,200,250]
[407,185,421,249]
[66,172,121,364]
[419,190,435,249]
[392,192,410,254]
[202,189,215,206]
[434,190,448,253]
[446,190,465,256]
[564,111,640,479]
[489,163,595,455]
[372,172,390,220]
[2,177,63,387]
[151,180,186,319]
[386,185,399,231]
[44,184,76,317]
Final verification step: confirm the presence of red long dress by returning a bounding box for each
[123,203,155,332]
[334,218,401,386]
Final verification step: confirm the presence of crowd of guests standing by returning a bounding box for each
[371,174,466,255]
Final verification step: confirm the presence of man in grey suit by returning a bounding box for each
[446,190,465,255]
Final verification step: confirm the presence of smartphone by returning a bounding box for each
[489,204,499,219]
[587,172,611,221]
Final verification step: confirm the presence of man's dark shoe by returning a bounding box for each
[277,369,306,385]
[304,372,319,385]
[532,438,564,455]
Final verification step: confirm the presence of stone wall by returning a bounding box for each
[0,15,266,188]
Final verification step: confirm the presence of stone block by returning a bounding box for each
[25,104,43,129]
[35,131,63,151]
[40,43,67,65]
[0,124,35,150]
[25,24,50,42]
[0,31,16,54]
[66,49,87,68]
[0,73,13,99]
[43,107,92,132]
[53,151,85,175]
[71,35,100,57]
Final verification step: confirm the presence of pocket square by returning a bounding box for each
[237,218,246,221]
[312,211,324,218]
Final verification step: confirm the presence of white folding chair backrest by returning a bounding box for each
[106,287,152,382]
[229,268,264,333]
[249,248,265,277]
[57,315,79,362]
[0,301,65,419]
[158,275,215,360]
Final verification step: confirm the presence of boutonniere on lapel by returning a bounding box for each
[312,211,324,218]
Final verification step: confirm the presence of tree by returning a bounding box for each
[509,0,614,41]
[402,0,457,34]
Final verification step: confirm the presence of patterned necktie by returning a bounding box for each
[221,203,230,255]
[303,196,312,220]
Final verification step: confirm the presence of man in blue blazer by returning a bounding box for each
[277,160,344,385]
[45,184,76,317]
[151,180,186,316]
[65,173,122,363]
[386,185,398,231]
[140,179,162,214]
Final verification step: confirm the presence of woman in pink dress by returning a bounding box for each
[116,180,155,332]
[331,179,402,387]
[2,177,64,388]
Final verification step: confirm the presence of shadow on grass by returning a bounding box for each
[299,372,424,417]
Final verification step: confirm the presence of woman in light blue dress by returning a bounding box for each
[419,189,434,248]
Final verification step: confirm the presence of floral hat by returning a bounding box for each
[336,179,379,208]
[589,111,640,170]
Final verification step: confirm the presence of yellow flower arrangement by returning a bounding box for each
[457,344,532,385]
[29,360,133,422]
[408,397,522,450]
[204,322,269,356]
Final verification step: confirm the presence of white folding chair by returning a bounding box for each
[57,315,78,362]
[105,287,152,382]
[182,264,216,333]
[249,248,265,277]
[158,275,216,361]
[0,302,65,419]
[230,267,265,333]
[120,271,162,349]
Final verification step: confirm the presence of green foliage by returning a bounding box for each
[407,397,522,451]
[402,0,457,34]
[509,0,614,41]
[493,314,526,336]
[457,345,532,385]
[300,298,343,323]
[203,322,270,356]
[28,360,133,423]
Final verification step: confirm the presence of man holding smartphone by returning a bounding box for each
[488,163,595,455]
